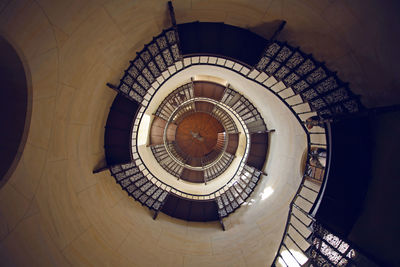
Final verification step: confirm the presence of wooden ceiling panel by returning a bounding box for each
[175,112,223,158]
[150,116,167,145]
[181,168,204,183]
[195,102,215,113]
[226,133,239,155]
[193,81,225,101]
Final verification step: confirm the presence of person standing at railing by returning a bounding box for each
[306,147,327,182]
[305,115,332,129]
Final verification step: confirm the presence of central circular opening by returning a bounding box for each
[175,112,224,158]
[148,80,246,185]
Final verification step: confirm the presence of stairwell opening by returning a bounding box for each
[0,35,31,189]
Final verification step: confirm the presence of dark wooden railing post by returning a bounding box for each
[106,82,118,90]
[153,193,169,220]
[93,165,109,174]
[167,1,177,27]
[270,20,287,42]
[168,1,183,61]
[250,20,287,72]
[219,217,225,231]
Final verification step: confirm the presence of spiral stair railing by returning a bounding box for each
[151,81,269,186]
[105,27,270,224]
[159,97,237,173]
[131,80,257,201]
[103,18,365,263]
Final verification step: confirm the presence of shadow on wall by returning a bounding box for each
[0,35,31,188]
[248,20,285,40]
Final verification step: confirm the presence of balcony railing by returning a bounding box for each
[107,27,327,222]
[105,23,367,261]
[272,122,330,266]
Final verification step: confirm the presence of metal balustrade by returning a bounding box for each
[156,96,240,171]
[221,87,267,133]
[255,42,362,117]
[110,162,169,212]
[211,107,237,133]
[272,122,329,266]
[125,72,254,201]
[204,152,235,183]
[161,96,251,174]
[155,82,194,121]
[151,88,243,183]
[153,86,235,175]
[150,143,184,178]
[118,29,181,104]
[216,164,262,217]
[221,86,267,133]
[110,53,326,214]
[105,21,369,260]
[111,53,330,220]
[122,50,256,201]
[307,221,377,266]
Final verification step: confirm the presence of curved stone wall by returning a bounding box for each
[0,1,399,266]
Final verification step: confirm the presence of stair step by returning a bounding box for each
[115,28,181,103]
[111,94,140,115]
[177,22,200,55]
[105,147,131,166]
[197,22,223,54]
[161,193,219,221]
[215,164,262,218]
[303,179,321,192]
[193,80,225,101]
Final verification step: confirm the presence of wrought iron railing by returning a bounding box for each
[124,52,326,222]
[133,85,252,200]
[109,28,273,218]
[271,122,330,266]
[108,23,361,228]
[161,98,241,171]
[111,50,328,219]
[105,21,370,262]
[154,82,194,121]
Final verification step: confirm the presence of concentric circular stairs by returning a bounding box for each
[103,20,363,265]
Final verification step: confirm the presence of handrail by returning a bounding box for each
[111,24,354,208]
[107,23,367,261]
[169,55,336,263]
[133,73,251,199]
[162,97,247,172]
[179,55,312,134]
[129,54,325,201]
[271,124,328,266]
[310,123,332,217]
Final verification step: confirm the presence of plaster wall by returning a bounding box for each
[0,0,399,266]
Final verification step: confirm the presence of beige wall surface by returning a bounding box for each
[0,0,399,266]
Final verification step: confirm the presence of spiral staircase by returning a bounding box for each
[100,5,379,265]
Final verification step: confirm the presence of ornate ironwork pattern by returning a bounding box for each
[116,28,182,103]
[104,21,374,265]
[155,83,194,121]
[152,93,240,182]
[110,162,169,212]
[220,86,266,133]
[255,41,363,117]
[216,164,261,218]
[203,152,235,182]
[308,222,359,267]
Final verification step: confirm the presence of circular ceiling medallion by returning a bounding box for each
[175,112,224,158]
